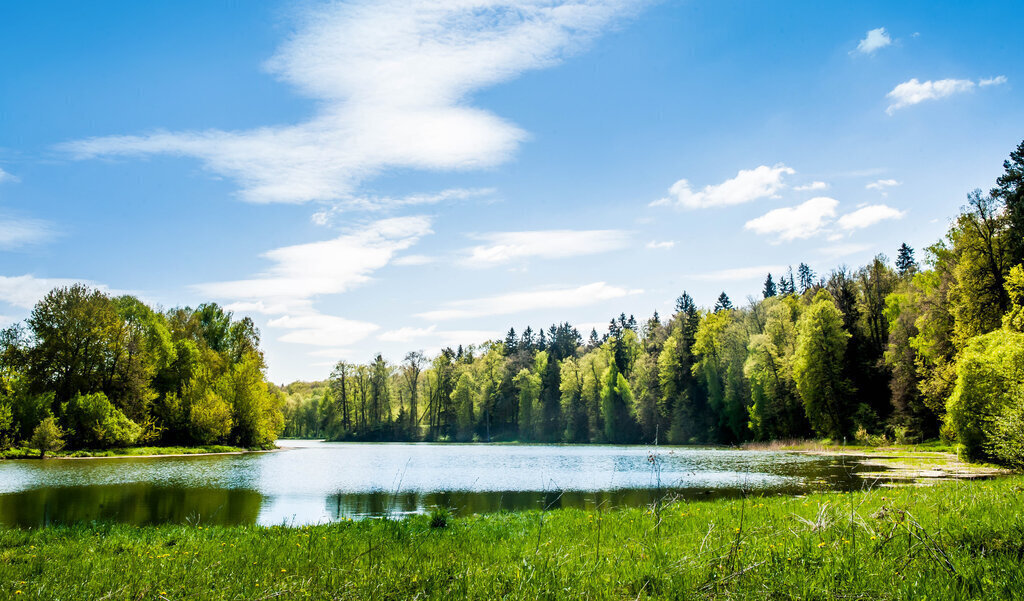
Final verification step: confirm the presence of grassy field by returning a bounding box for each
[0,445,251,460]
[1,476,1022,600]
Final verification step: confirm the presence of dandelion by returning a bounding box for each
[817,542,827,548]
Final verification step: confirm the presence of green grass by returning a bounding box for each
[2,477,1024,600]
[0,445,250,460]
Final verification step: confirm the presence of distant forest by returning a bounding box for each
[280,140,1024,467]
[3,141,1024,467]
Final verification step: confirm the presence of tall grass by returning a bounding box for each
[1,476,1022,599]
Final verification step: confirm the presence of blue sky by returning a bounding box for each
[1,0,1021,383]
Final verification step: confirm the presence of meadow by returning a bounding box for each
[2,474,1021,600]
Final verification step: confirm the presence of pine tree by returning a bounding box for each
[504,328,517,354]
[762,273,777,298]
[798,263,815,293]
[992,140,1024,266]
[895,243,917,276]
[714,292,733,312]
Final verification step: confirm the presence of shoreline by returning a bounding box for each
[2,447,283,461]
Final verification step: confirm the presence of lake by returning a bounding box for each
[0,440,887,527]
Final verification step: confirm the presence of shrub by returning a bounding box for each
[946,330,1024,462]
[30,416,65,458]
[63,392,142,448]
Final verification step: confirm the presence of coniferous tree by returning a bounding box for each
[895,243,917,277]
[992,140,1024,266]
[714,292,733,312]
[762,273,777,298]
[797,263,816,294]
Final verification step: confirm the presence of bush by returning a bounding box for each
[30,416,65,458]
[63,392,142,448]
[946,330,1024,462]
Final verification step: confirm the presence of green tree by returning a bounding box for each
[793,290,854,439]
[30,416,65,458]
[451,372,475,441]
[946,329,1024,462]
[991,139,1024,266]
[762,273,777,298]
[513,368,540,441]
[600,363,638,443]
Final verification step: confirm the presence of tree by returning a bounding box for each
[991,139,1024,266]
[793,290,854,439]
[513,368,540,441]
[946,329,1024,462]
[762,274,777,299]
[714,292,733,312]
[600,363,637,443]
[451,372,475,441]
[797,263,816,294]
[896,243,917,277]
[30,416,65,458]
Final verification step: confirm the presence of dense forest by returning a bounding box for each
[279,141,1024,467]
[0,288,284,453]
[4,142,1024,467]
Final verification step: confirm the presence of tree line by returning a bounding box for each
[0,286,284,453]
[281,140,1024,467]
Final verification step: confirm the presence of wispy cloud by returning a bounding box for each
[0,275,110,309]
[311,188,495,225]
[645,240,674,250]
[378,324,499,346]
[267,313,379,347]
[651,164,794,209]
[691,265,784,281]
[0,215,57,249]
[744,197,838,242]
[816,242,872,259]
[0,168,18,184]
[195,216,432,303]
[462,229,631,267]
[836,204,905,230]
[794,181,828,192]
[855,27,891,55]
[417,282,642,320]
[866,178,901,191]
[392,254,437,266]
[59,1,639,205]
[885,76,1005,114]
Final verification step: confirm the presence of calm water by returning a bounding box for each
[0,441,886,527]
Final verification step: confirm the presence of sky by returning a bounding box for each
[1,0,1021,383]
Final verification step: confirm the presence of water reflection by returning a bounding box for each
[0,485,262,527]
[0,441,890,527]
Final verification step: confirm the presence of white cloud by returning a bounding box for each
[646,240,674,250]
[837,204,905,230]
[744,197,838,242]
[651,164,794,209]
[378,325,438,343]
[462,229,630,267]
[0,168,18,184]
[311,187,494,225]
[417,282,641,320]
[794,181,828,192]
[379,325,498,346]
[0,215,56,249]
[267,313,379,347]
[195,216,432,302]
[0,275,110,309]
[980,76,1008,87]
[885,76,1005,114]
[866,178,901,191]
[691,265,784,281]
[856,27,891,54]
[392,254,437,266]
[816,243,872,259]
[60,1,638,205]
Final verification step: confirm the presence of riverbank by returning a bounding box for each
[741,439,1013,482]
[0,444,268,460]
[2,475,1022,600]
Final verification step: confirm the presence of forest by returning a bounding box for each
[3,141,1024,467]
[279,140,1024,468]
[0,290,284,454]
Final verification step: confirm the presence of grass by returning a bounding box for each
[0,445,251,460]
[2,476,1023,599]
